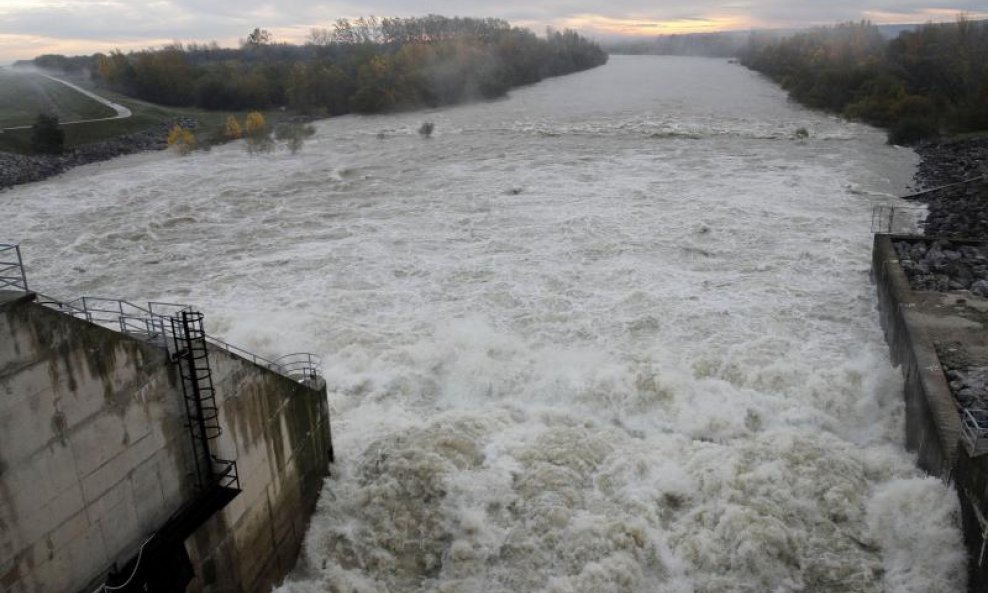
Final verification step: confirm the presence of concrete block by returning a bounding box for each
[85,475,131,525]
[95,488,142,566]
[44,515,109,592]
[0,360,53,416]
[129,457,168,533]
[71,412,130,479]
[0,383,58,464]
[3,460,86,546]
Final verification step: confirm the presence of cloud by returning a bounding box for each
[1,0,986,62]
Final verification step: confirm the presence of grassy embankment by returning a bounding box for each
[0,70,274,154]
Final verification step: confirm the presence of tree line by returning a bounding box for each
[23,16,607,117]
[740,18,988,143]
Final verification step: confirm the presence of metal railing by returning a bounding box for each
[0,244,28,291]
[272,353,322,381]
[872,204,928,235]
[63,296,323,382]
[960,408,988,457]
[2,242,322,383]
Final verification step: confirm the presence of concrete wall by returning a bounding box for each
[183,347,332,593]
[872,235,988,591]
[0,292,195,592]
[0,292,331,593]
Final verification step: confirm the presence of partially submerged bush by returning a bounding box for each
[418,121,435,138]
[224,115,243,139]
[274,121,316,154]
[166,124,196,154]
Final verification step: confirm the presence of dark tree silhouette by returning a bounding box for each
[30,113,65,154]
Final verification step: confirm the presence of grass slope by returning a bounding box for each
[0,72,278,154]
[0,70,115,128]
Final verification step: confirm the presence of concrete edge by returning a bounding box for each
[873,234,963,469]
[0,290,36,311]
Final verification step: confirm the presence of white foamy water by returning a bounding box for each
[1,56,965,592]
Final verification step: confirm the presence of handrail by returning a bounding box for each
[0,244,28,291]
[1,242,322,383]
[272,352,322,380]
[959,407,988,456]
[871,204,927,235]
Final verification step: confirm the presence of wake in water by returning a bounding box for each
[0,56,964,592]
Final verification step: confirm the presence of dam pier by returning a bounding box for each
[0,244,334,592]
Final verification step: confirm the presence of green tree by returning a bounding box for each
[30,114,65,155]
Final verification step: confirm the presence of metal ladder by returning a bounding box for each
[171,309,229,489]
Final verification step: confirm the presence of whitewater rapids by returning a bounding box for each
[0,56,965,592]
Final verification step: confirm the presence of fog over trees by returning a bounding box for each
[740,18,988,143]
[21,16,608,117]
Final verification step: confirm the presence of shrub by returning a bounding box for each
[244,111,267,137]
[224,115,243,139]
[887,116,938,145]
[418,121,435,138]
[30,113,65,155]
[166,124,196,154]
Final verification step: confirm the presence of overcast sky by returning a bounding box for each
[1,0,985,63]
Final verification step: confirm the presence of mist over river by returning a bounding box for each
[1,56,966,592]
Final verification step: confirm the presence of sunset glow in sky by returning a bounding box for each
[1,0,986,63]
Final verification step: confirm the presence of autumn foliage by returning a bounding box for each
[166,124,196,154]
[741,18,988,143]
[80,16,606,116]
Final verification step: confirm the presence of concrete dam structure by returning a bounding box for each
[0,245,334,592]
[872,183,988,592]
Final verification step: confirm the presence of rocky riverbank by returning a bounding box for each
[914,136,988,188]
[894,239,988,295]
[906,136,988,239]
[0,118,197,190]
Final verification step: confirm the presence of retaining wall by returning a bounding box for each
[872,235,988,590]
[0,291,331,592]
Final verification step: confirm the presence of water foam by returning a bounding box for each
[0,56,962,592]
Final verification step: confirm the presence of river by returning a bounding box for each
[0,56,966,592]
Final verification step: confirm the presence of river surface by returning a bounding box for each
[1,56,966,592]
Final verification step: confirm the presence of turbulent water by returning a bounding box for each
[1,56,967,592]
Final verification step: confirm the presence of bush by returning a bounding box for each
[166,124,196,154]
[224,115,243,139]
[418,121,435,138]
[30,113,65,155]
[887,116,938,145]
[244,111,267,137]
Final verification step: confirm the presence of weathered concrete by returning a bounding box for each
[184,348,332,593]
[0,291,332,593]
[0,291,194,592]
[873,235,988,591]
